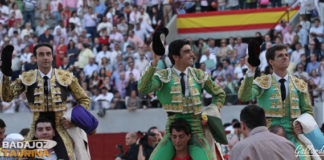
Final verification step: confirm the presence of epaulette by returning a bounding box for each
[291,76,307,93]
[253,74,271,89]
[154,68,172,83]
[55,69,73,87]
[189,67,208,84]
[20,70,37,86]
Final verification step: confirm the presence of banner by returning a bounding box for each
[177,7,299,34]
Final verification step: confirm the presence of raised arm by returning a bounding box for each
[2,76,25,102]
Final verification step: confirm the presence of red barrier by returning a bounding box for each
[88,133,128,160]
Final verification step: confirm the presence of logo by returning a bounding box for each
[295,145,324,157]
[0,140,57,158]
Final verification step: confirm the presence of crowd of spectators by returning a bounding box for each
[0,0,323,114]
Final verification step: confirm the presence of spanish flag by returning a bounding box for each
[177,7,299,34]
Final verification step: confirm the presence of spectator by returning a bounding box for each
[199,49,217,71]
[208,39,218,55]
[97,16,113,36]
[59,57,71,70]
[310,69,320,85]
[217,38,231,62]
[55,37,68,67]
[110,26,123,44]
[283,26,296,46]
[99,58,113,74]
[24,54,37,71]
[129,6,140,26]
[38,28,54,43]
[218,0,227,11]
[211,63,226,80]
[35,19,49,37]
[20,128,30,139]
[115,71,127,98]
[223,59,234,78]
[224,73,238,105]
[125,72,138,97]
[117,17,128,35]
[98,28,109,46]
[271,0,282,7]
[61,6,72,28]
[294,63,309,81]
[305,40,320,60]
[83,7,98,40]
[77,43,95,69]
[11,51,21,79]
[124,132,139,160]
[23,0,37,28]
[8,22,21,38]
[259,42,272,72]
[135,51,150,74]
[66,40,78,65]
[96,45,110,64]
[306,54,320,73]
[228,0,240,9]
[111,91,126,109]
[126,89,142,111]
[20,22,34,39]
[234,57,248,80]
[69,11,82,34]
[94,0,106,17]
[50,0,62,26]
[234,36,248,58]
[138,126,162,160]
[309,19,324,42]
[63,0,77,12]
[94,86,114,114]
[290,42,305,65]
[125,60,141,81]
[128,30,144,49]
[229,105,298,160]
[134,23,148,42]
[296,24,308,48]
[83,57,99,77]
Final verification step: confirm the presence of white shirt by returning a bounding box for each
[273,73,289,98]
[259,50,268,72]
[95,92,114,109]
[290,48,305,64]
[173,67,189,96]
[39,68,53,92]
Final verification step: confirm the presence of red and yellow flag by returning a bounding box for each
[177,7,299,34]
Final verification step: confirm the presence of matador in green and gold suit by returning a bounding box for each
[2,68,90,159]
[138,65,225,160]
[238,74,314,160]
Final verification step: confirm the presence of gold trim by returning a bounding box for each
[55,69,73,87]
[20,70,37,86]
[291,76,307,93]
[254,75,271,89]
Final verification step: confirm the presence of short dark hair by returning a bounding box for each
[35,117,55,130]
[0,118,6,128]
[240,104,266,130]
[33,43,53,57]
[269,125,286,136]
[168,39,190,65]
[266,45,287,66]
[148,126,158,134]
[169,118,191,136]
[20,128,30,137]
